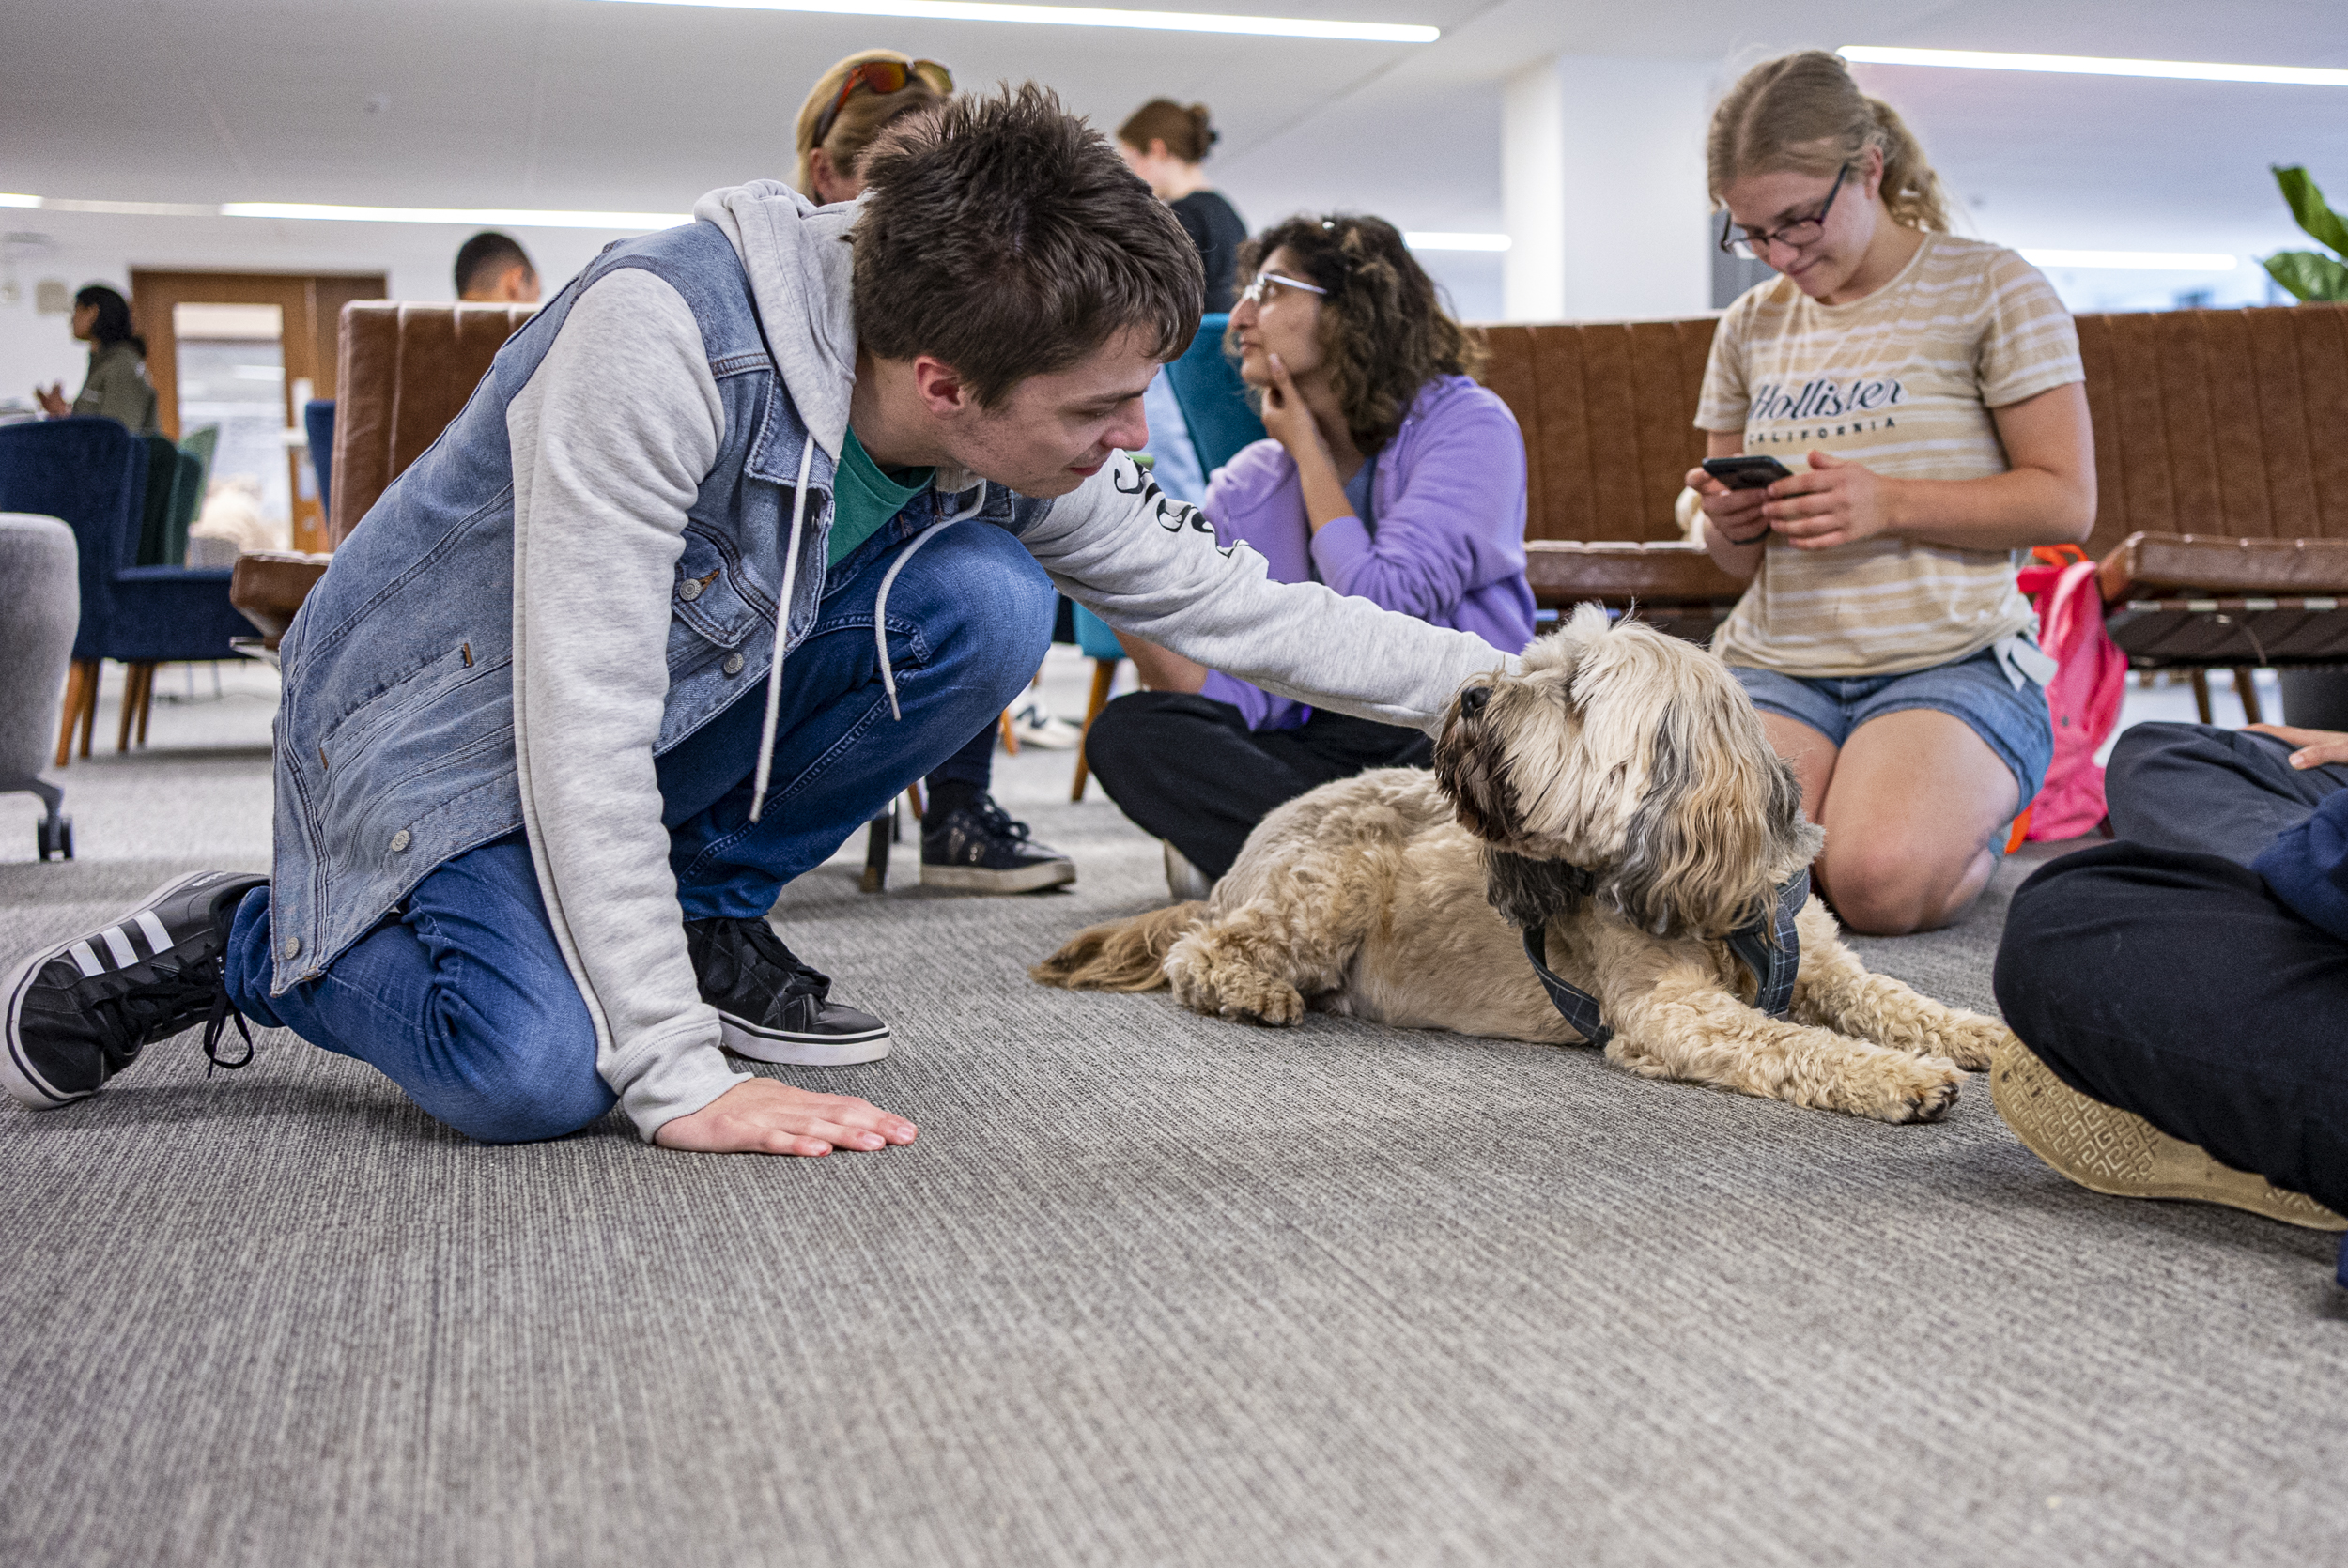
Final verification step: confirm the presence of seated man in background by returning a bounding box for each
[1992,718,2348,1253]
[3,89,1514,1160]
[1086,214,1533,899]
[456,231,541,304]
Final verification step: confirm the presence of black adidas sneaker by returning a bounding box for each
[3,870,270,1110]
[684,915,891,1067]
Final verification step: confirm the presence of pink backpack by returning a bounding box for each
[2014,551,2126,842]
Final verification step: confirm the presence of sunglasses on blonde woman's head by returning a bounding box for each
[812,59,952,148]
[1719,163,1849,260]
[1238,271,1328,307]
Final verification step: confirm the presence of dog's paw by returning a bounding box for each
[1166,944,1305,1026]
[1922,1014,2011,1073]
[1855,1053,1966,1124]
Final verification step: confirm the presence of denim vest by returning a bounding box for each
[267,221,1024,993]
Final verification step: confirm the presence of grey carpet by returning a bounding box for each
[3,662,2342,1567]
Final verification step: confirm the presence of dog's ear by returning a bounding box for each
[1483,847,1588,929]
[1603,705,1819,938]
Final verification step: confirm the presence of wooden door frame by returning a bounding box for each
[130,269,386,553]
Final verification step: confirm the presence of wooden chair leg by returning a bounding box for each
[117,662,153,752]
[1069,656,1120,802]
[2232,667,2263,727]
[134,662,157,746]
[998,706,1019,756]
[2189,668,2213,726]
[905,779,925,820]
[54,660,95,769]
[858,808,892,894]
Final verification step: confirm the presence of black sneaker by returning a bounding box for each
[685,915,891,1066]
[919,792,1077,894]
[3,870,269,1110]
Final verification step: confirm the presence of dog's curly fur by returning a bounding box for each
[1033,605,2016,1123]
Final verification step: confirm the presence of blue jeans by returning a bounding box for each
[224,522,1054,1142]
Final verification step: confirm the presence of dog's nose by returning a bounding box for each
[1459,685,1491,718]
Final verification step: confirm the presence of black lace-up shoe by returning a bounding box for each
[3,870,270,1111]
[685,915,891,1067]
[919,792,1077,894]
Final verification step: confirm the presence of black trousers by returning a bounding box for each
[1993,721,2348,1212]
[1084,691,1433,879]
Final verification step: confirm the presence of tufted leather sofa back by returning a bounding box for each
[328,302,536,544]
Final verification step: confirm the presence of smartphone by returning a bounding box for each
[1701,454,1794,491]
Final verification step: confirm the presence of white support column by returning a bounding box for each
[1503,55,1718,322]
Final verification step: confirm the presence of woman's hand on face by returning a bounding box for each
[1259,352,1331,465]
[1763,451,1892,549]
[1684,466,1770,546]
[33,383,69,419]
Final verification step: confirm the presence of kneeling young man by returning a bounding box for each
[3,89,1512,1156]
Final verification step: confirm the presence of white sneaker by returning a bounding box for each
[1007,691,1084,751]
[1163,841,1214,903]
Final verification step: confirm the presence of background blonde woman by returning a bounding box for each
[791,51,1080,896]
[1686,50,2095,936]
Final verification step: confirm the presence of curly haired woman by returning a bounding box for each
[1088,214,1535,896]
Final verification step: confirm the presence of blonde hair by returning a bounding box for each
[793,50,951,194]
[1707,51,1950,233]
[1117,100,1216,164]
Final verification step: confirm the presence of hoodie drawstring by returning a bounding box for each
[747,435,817,824]
[870,481,986,721]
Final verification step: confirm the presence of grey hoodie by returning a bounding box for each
[504,183,1521,1140]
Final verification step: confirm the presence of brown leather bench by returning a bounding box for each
[1476,303,2348,689]
[229,301,536,646]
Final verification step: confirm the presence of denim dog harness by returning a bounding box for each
[1522,869,1811,1050]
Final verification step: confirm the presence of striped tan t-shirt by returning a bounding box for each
[1697,232,2083,678]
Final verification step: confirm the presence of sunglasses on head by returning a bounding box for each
[812,59,952,149]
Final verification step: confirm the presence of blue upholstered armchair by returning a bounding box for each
[0,418,252,764]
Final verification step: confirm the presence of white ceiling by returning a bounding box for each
[3,0,2346,325]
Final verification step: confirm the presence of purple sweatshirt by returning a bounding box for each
[1200,373,1536,730]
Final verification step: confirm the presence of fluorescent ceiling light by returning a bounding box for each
[1404,231,1510,253]
[590,0,1437,43]
[2019,250,2237,271]
[1840,46,2348,88]
[0,193,41,208]
[224,202,688,228]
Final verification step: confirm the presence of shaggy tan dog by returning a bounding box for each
[1035,606,2015,1123]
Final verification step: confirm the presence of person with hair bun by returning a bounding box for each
[1117,100,1247,312]
[1088,214,1534,897]
[1686,49,2096,936]
[33,284,159,432]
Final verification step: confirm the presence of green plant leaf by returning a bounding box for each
[2262,249,2348,302]
[2272,164,2348,258]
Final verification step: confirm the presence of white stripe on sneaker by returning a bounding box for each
[100,926,137,969]
[134,910,172,955]
[69,941,104,978]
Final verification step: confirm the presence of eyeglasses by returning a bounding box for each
[811,59,952,150]
[1237,271,1327,307]
[1719,164,1849,260]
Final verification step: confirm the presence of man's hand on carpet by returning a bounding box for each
[656,1078,918,1156]
[2247,723,2348,771]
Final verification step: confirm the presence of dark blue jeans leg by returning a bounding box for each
[224,836,615,1144]
[658,522,1054,918]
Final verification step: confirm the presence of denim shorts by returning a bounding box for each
[1729,645,2055,806]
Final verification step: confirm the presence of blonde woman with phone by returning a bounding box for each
[1686,50,2095,936]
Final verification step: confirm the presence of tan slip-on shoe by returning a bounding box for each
[1992,1036,2348,1231]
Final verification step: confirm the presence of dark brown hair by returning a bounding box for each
[853,85,1204,407]
[1230,213,1486,453]
[794,51,952,194]
[1117,99,1215,163]
[1708,51,1950,232]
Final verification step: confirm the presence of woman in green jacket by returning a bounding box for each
[34,284,159,433]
